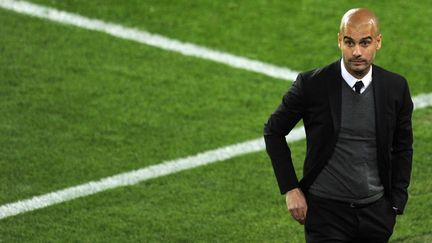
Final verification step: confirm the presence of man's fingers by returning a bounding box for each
[286,188,308,224]
[288,208,299,220]
[298,218,305,225]
[289,208,303,218]
[289,206,307,223]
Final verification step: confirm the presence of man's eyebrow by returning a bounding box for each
[343,36,373,41]
[360,36,373,41]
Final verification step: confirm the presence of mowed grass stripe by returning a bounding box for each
[1,93,431,220]
[0,6,288,203]
[0,108,430,242]
[0,0,298,81]
[0,0,428,220]
[0,127,302,220]
[1,1,430,242]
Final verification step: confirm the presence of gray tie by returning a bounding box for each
[354,81,364,94]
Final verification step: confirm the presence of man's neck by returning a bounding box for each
[340,59,373,91]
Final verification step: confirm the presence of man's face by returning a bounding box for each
[338,23,382,78]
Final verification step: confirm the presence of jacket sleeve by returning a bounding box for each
[391,79,414,214]
[263,74,305,194]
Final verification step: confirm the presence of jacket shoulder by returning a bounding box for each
[373,64,408,85]
[297,60,339,86]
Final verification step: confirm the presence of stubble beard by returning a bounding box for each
[346,59,371,79]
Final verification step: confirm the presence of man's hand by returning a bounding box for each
[286,188,308,225]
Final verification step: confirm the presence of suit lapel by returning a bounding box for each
[327,60,343,134]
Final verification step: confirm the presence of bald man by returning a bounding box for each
[264,8,413,243]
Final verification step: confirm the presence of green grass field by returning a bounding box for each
[1,0,431,242]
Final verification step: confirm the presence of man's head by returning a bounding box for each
[338,8,382,79]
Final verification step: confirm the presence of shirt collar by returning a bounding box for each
[340,59,372,91]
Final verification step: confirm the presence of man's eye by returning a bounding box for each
[344,41,354,46]
[360,41,371,47]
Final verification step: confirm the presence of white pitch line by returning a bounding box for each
[412,93,432,110]
[0,0,299,81]
[0,127,305,219]
[1,93,432,220]
[1,0,432,220]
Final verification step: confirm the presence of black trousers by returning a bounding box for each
[305,194,397,243]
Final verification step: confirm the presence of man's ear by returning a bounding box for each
[376,34,382,50]
[337,33,342,49]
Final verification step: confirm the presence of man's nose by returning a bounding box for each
[353,45,362,57]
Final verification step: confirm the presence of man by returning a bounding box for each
[264,8,413,243]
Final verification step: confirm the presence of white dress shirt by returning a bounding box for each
[340,59,372,94]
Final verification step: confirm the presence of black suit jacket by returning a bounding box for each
[264,60,413,214]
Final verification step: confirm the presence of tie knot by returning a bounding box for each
[354,81,364,94]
